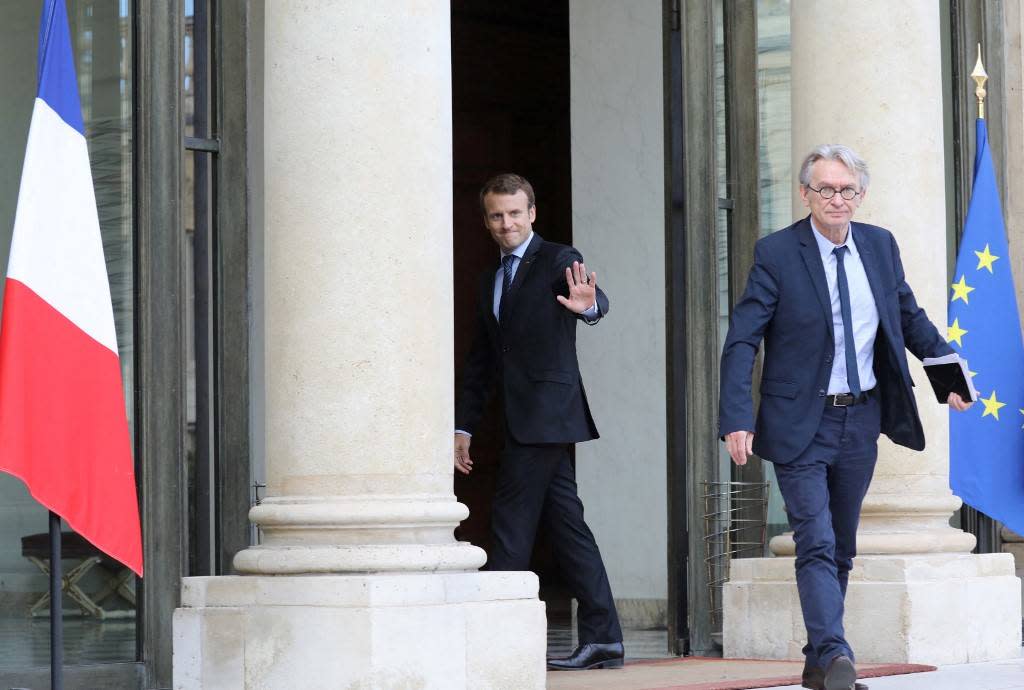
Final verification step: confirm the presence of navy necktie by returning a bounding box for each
[833,245,862,396]
[499,254,516,319]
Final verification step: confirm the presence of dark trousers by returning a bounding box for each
[771,393,880,669]
[486,439,622,644]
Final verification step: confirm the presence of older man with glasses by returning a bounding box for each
[718,145,972,690]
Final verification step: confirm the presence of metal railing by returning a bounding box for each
[703,480,770,631]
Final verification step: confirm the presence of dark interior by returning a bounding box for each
[450,0,572,600]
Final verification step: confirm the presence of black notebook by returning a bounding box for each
[922,354,977,404]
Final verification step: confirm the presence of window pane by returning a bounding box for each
[757,0,791,541]
[757,0,792,237]
[0,0,136,667]
[185,0,195,136]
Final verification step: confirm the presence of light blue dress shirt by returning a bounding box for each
[810,220,879,395]
[491,232,600,322]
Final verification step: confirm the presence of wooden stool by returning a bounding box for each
[21,531,136,619]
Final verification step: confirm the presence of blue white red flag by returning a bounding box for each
[0,0,142,574]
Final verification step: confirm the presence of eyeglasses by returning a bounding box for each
[807,184,860,201]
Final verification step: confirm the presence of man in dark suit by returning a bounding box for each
[719,145,972,690]
[454,173,623,671]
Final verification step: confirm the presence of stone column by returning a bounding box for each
[1005,0,1024,320]
[1001,0,1024,624]
[724,0,1021,665]
[172,3,545,688]
[783,0,973,559]
[233,0,479,576]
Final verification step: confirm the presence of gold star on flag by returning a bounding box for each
[947,318,967,347]
[980,391,1005,420]
[975,244,1000,273]
[950,275,975,304]
[1019,409,1024,429]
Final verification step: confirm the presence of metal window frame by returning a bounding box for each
[665,0,719,657]
[135,0,186,686]
[665,0,762,657]
[136,0,251,685]
[211,0,252,576]
[190,0,216,579]
[183,0,250,580]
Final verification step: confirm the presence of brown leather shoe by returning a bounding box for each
[802,659,867,690]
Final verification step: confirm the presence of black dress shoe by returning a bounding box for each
[821,655,859,690]
[546,642,624,670]
[802,661,868,690]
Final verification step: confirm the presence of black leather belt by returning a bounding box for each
[825,391,871,407]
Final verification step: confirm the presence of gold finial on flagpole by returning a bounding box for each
[972,43,988,120]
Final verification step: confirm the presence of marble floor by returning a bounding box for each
[0,616,136,668]
[0,608,674,669]
[546,608,675,661]
[548,625,674,661]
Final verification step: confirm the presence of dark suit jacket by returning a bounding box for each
[718,217,953,463]
[456,233,609,446]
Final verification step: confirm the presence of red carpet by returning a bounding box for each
[547,656,937,690]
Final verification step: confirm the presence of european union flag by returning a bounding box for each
[949,119,1024,537]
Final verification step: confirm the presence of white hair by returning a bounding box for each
[798,144,870,191]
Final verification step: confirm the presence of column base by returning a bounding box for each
[723,553,1021,665]
[1002,527,1024,616]
[173,571,546,689]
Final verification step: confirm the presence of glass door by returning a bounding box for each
[0,0,138,682]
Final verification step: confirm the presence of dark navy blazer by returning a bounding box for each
[718,217,953,463]
[456,233,609,445]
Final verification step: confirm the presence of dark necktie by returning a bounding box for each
[833,245,862,396]
[499,254,516,319]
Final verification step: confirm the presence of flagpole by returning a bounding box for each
[49,511,63,690]
[972,43,988,120]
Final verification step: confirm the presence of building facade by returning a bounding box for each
[0,1,1021,687]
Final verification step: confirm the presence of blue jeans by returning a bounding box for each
[771,392,880,669]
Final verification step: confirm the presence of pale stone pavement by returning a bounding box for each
[765,655,1024,690]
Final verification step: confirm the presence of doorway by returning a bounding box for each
[450,0,675,660]
[450,0,575,632]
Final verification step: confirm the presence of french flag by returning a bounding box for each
[0,0,142,575]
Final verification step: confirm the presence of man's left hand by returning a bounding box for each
[948,392,973,412]
[556,260,597,314]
